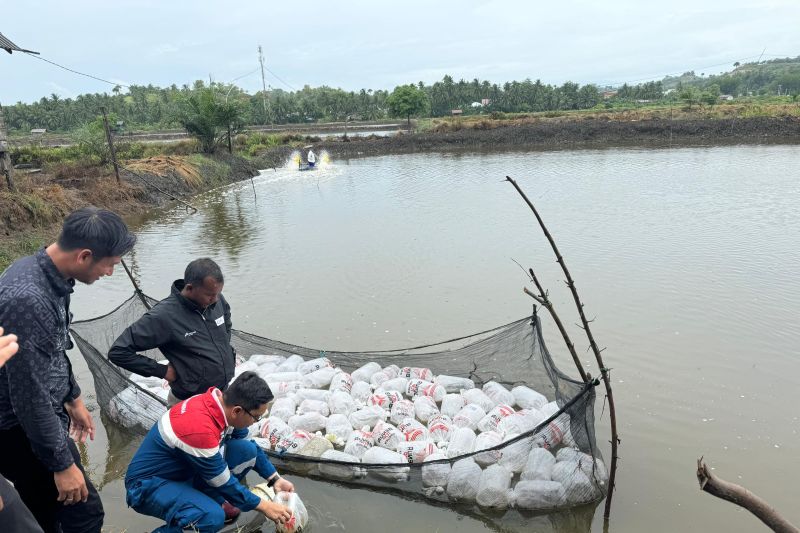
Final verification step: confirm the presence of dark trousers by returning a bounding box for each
[0,474,44,533]
[0,425,104,533]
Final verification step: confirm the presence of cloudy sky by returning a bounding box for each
[2,0,799,103]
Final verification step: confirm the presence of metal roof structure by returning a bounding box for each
[0,32,39,54]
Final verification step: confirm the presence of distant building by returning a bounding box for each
[481,98,491,106]
[470,102,483,108]
[30,128,47,135]
[719,94,734,101]
[635,99,652,104]
[451,109,463,116]
[602,90,618,99]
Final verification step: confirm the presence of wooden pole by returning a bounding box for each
[0,103,15,192]
[101,107,121,183]
[506,175,619,520]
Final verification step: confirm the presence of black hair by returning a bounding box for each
[223,371,274,411]
[184,258,224,286]
[57,207,136,259]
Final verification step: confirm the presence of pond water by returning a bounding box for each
[69,144,800,532]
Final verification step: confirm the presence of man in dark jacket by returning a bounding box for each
[109,258,236,405]
[0,207,136,533]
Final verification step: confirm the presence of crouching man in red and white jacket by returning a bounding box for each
[125,371,294,532]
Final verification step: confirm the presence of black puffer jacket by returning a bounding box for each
[109,280,236,400]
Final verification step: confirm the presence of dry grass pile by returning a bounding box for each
[124,156,204,188]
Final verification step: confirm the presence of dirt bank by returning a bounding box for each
[253,115,800,164]
[0,153,259,270]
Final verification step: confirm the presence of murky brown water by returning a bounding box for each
[68,144,800,532]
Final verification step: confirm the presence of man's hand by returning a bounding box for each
[54,464,88,505]
[164,364,177,383]
[65,396,95,443]
[0,327,19,367]
[256,498,292,525]
[273,477,294,493]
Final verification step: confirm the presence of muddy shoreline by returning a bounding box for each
[254,115,800,166]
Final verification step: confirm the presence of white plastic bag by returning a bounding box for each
[276,354,304,372]
[397,418,429,442]
[476,464,513,508]
[406,379,445,402]
[248,354,286,367]
[330,371,353,393]
[343,427,374,458]
[446,458,482,502]
[477,404,516,433]
[390,399,415,425]
[297,357,333,375]
[441,393,467,418]
[270,397,297,421]
[325,413,353,443]
[512,480,565,510]
[511,385,548,410]
[461,389,496,412]
[361,447,409,482]
[373,420,404,450]
[498,435,534,473]
[452,404,486,430]
[328,390,357,416]
[276,429,313,454]
[422,452,451,488]
[273,491,309,533]
[427,414,453,444]
[497,408,545,435]
[302,367,337,389]
[483,381,515,407]
[447,427,476,458]
[266,371,303,383]
[473,431,504,467]
[350,381,373,404]
[400,367,433,381]
[369,369,392,388]
[413,396,440,423]
[299,435,333,458]
[351,362,382,383]
[294,388,330,403]
[260,417,291,449]
[367,390,403,410]
[521,447,556,481]
[396,440,437,464]
[532,415,569,450]
[434,375,475,393]
[268,381,303,399]
[348,405,387,429]
[288,412,328,433]
[319,449,366,480]
[381,377,409,395]
[298,399,330,417]
[550,461,599,504]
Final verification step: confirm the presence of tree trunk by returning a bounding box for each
[227,125,233,154]
[697,458,799,533]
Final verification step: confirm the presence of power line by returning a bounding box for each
[24,51,130,89]
[264,66,296,91]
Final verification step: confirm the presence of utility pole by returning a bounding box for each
[0,103,15,192]
[100,107,121,183]
[258,45,270,129]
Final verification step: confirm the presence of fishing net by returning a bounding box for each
[70,292,606,521]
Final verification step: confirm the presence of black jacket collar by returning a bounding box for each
[36,248,74,297]
[171,279,217,313]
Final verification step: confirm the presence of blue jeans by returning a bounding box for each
[126,439,260,533]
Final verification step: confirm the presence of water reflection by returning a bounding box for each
[197,190,258,261]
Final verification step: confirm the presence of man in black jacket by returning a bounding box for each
[0,206,136,533]
[109,258,236,405]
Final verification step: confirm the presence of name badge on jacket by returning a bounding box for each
[215,316,225,327]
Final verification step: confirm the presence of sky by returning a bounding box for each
[2,0,800,104]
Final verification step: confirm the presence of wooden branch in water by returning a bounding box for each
[506,175,619,521]
[696,458,799,533]
[523,275,588,382]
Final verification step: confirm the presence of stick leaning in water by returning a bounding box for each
[697,458,799,533]
[505,175,619,520]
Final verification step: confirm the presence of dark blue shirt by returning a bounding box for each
[0,248,81,472]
